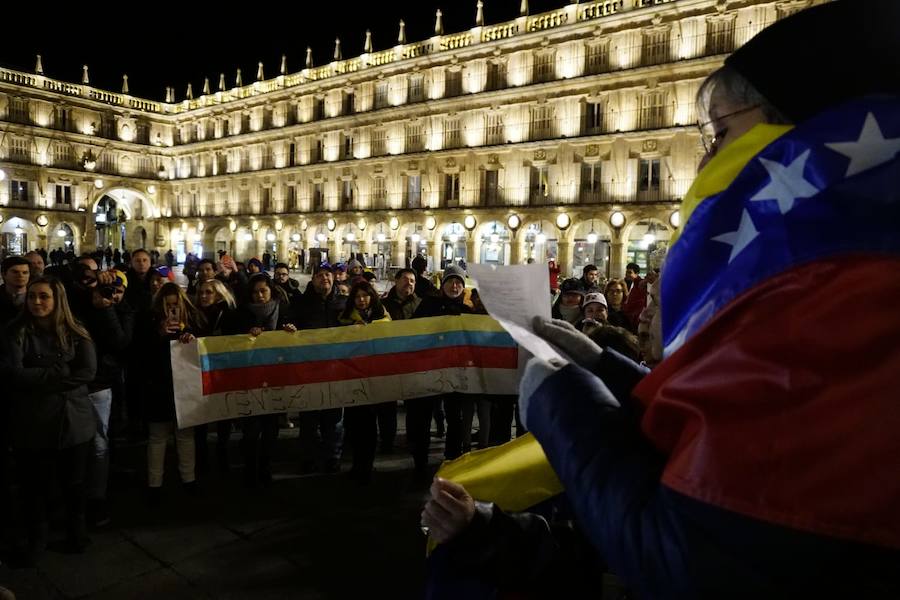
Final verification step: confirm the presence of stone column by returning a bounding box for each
[428,239,441,271]
[509,234,522,265]
[609,240,626,279]
[557,240,574,279]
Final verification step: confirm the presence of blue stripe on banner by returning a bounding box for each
[200,330,516,373]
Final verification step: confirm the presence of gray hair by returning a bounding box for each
[697,65,790,125]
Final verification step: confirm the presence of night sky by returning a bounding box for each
[3,0,569,102]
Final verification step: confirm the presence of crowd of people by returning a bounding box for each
[2,4,896,597]
[0,242,653,573]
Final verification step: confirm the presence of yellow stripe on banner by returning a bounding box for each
[199,314,508,355]
[672,123,792,247]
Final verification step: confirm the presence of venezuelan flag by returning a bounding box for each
[634,96,900,548]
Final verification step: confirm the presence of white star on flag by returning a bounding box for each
[750,149,819,214]
[825,112,900,177]
[712,209,759,263]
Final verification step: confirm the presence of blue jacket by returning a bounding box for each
[526,350,900,599]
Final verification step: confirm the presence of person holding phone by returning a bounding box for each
[144,283,206,505]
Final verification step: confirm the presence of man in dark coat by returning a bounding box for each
[292,265,347,472]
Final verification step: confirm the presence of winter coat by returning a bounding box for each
[524,348,900,598]
[0,324,97,449]
[338,306,391,326]
[0,285,23,328]
[82,301,135,392]
[382,287,421,321]
[292,286,346,330]
[228,300,294,334]
[412,293,473,318]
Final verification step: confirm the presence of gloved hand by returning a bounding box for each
[533,317,604,372]
[518,356,563,431]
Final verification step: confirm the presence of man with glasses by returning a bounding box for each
[272,262,301,303]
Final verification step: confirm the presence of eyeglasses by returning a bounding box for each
[697,105,760,156]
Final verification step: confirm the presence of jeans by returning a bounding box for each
[147,421,196,487]
[87,388,112,500]
[16,442,92,548]
[298,409,343,467]
[405,397,435,470]
[344,406,377,475]
[488,395,517,446]
[376,401,398,451]
[461,395,492,452]
[442,394,471,460]
[240,415,279,479]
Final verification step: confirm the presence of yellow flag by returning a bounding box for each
[437,433,563,512]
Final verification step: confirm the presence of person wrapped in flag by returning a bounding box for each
[422,1,900,597]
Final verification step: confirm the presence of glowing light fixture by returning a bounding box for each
[609,211,625,229]
[389,217,400,230]
[243,232,253,241]
[586,220,598,245]
[555,213,571,230]
[266,233,276,242]
[670,210,681,228]
[463,215,477,231]
[291,233,301,242]
[507,214,521,230]
[93,179,104,189]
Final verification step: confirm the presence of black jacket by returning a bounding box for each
[382,287,421,321]
[0,285,24,328]
[82,302,135,392]
[413,293,474,318]
[292,285,346,330]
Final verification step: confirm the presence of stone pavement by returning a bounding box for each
[0,424,443,599]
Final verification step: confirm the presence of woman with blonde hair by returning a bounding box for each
[193,278,237,472]
[144,282,206,505]
[0,277,96,563]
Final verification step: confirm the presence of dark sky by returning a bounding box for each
[2,0,568,102]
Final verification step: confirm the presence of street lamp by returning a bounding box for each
[609,211,625,229]
[586,220,598,244]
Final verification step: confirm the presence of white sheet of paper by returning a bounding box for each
[467,263,568,364]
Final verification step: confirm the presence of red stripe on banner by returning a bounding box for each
[633,255,900,549]
[201,345,518,395]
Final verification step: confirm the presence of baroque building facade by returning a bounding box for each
[0,0,822,278]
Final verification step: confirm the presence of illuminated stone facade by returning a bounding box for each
[0,0,823,277]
